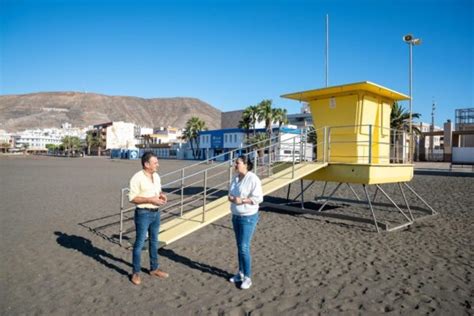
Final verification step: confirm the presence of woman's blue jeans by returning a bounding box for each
[133,208,161,274]
[232,212,259,278]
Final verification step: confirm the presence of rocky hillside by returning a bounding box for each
[0,92,221,131]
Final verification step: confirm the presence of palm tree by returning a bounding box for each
[238,113,252,139]
[272,108,288,128]
[182,117,207,159]
[257,99,274,138]
[85,131,95,156]
[390,102,421,162]
[61,136,82,157]
[391,102,421,133]
[248,105,260,136]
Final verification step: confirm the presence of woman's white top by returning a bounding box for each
[229,171,263,216]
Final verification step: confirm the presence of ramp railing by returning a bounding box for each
[118,127,328,245]
[117,124,414,244]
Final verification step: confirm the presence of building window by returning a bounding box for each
[225,135,228,142]
[234,134,237,142]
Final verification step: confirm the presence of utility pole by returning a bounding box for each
[430,100,436,160]
[325,14,329,87]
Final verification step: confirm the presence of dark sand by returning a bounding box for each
[1,155,472,315]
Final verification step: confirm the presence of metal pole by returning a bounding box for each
[120,188,125,245]
[299,129,304,162]
[325,14,329,87]
[229,151,234,185]
[363,184,380,233]
[303,127,308,161]
[180,168,184,217]
[292,137,296,178]
[323,127,327,163]
[268,138,272,177]
[409,42,413,163]
[327,127,331,163]
[202,169,207,223]
[253,150,258,176]
[300,179,305,209]
[368,124,372,164]
[398,182,414,221]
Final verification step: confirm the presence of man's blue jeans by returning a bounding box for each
[133,208,161,274]
[232,212,259,278]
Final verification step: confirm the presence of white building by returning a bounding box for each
[417,122,444,161]
[12,124,89,151]
[106,122,137,149]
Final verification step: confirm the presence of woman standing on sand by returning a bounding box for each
[227,155,263,290]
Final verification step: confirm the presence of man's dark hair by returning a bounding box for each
[141,151,157,168]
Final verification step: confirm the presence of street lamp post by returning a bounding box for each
[403,34,421,163]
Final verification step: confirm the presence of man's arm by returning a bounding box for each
[131,195,165,206]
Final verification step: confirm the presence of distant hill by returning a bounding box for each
[0,92,221,132]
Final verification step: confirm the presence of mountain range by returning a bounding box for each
[0,92,222,132]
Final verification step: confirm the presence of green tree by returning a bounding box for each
[390,102,421,162]
[272,108,288,128]
[390,102,421,133]
[61,136,82,157]
[182,117,207,159]
[0,142,10,153]
[257,99,274,138]
[85,131,95,156]
[45,144,58,154]
[238,113,252,139]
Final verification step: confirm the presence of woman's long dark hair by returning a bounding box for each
[237,155,254,171]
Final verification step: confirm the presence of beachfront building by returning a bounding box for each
[0,129,15,153]
[13,124,88,152]
[455,108,474,147]
[286,103,313,129]
[416,122,444,161]
[133,126,184,159]
[105,122,137,149]
[198,126,313,162]
[90,121,150,155]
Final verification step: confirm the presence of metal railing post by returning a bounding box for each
[368,124,373,164]
[303,127,308,161]
[119,188,125,245]
[327,127,331,163]
[292,137,296,178]
[180,168,184,217]
[322,127,327,163]
[268,138,272,177]
[202,169,207,223]
[299,129,304,162]
[253,150,258,176]
[229,151,234,185]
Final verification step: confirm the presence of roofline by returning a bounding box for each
[281,81,410,102]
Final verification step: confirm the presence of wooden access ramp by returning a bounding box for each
[159,162,328,246]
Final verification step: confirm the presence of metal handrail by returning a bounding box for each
[119,124,414,244]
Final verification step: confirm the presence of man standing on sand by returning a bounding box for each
[128,151,169,285]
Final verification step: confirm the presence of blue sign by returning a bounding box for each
[211,135,223,148]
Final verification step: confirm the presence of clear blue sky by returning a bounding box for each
[1,0,472,126]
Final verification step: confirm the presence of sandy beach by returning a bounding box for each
[1,155,472,315]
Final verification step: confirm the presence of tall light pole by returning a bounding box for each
[403,34,422,162]
[325,14,329,87]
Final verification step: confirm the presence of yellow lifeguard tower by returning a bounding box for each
[281,81,437,232]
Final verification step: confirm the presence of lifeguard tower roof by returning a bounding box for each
[281,81,410,102]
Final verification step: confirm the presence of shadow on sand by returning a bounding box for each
[159,248,233,281]
[54,231,132,276]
